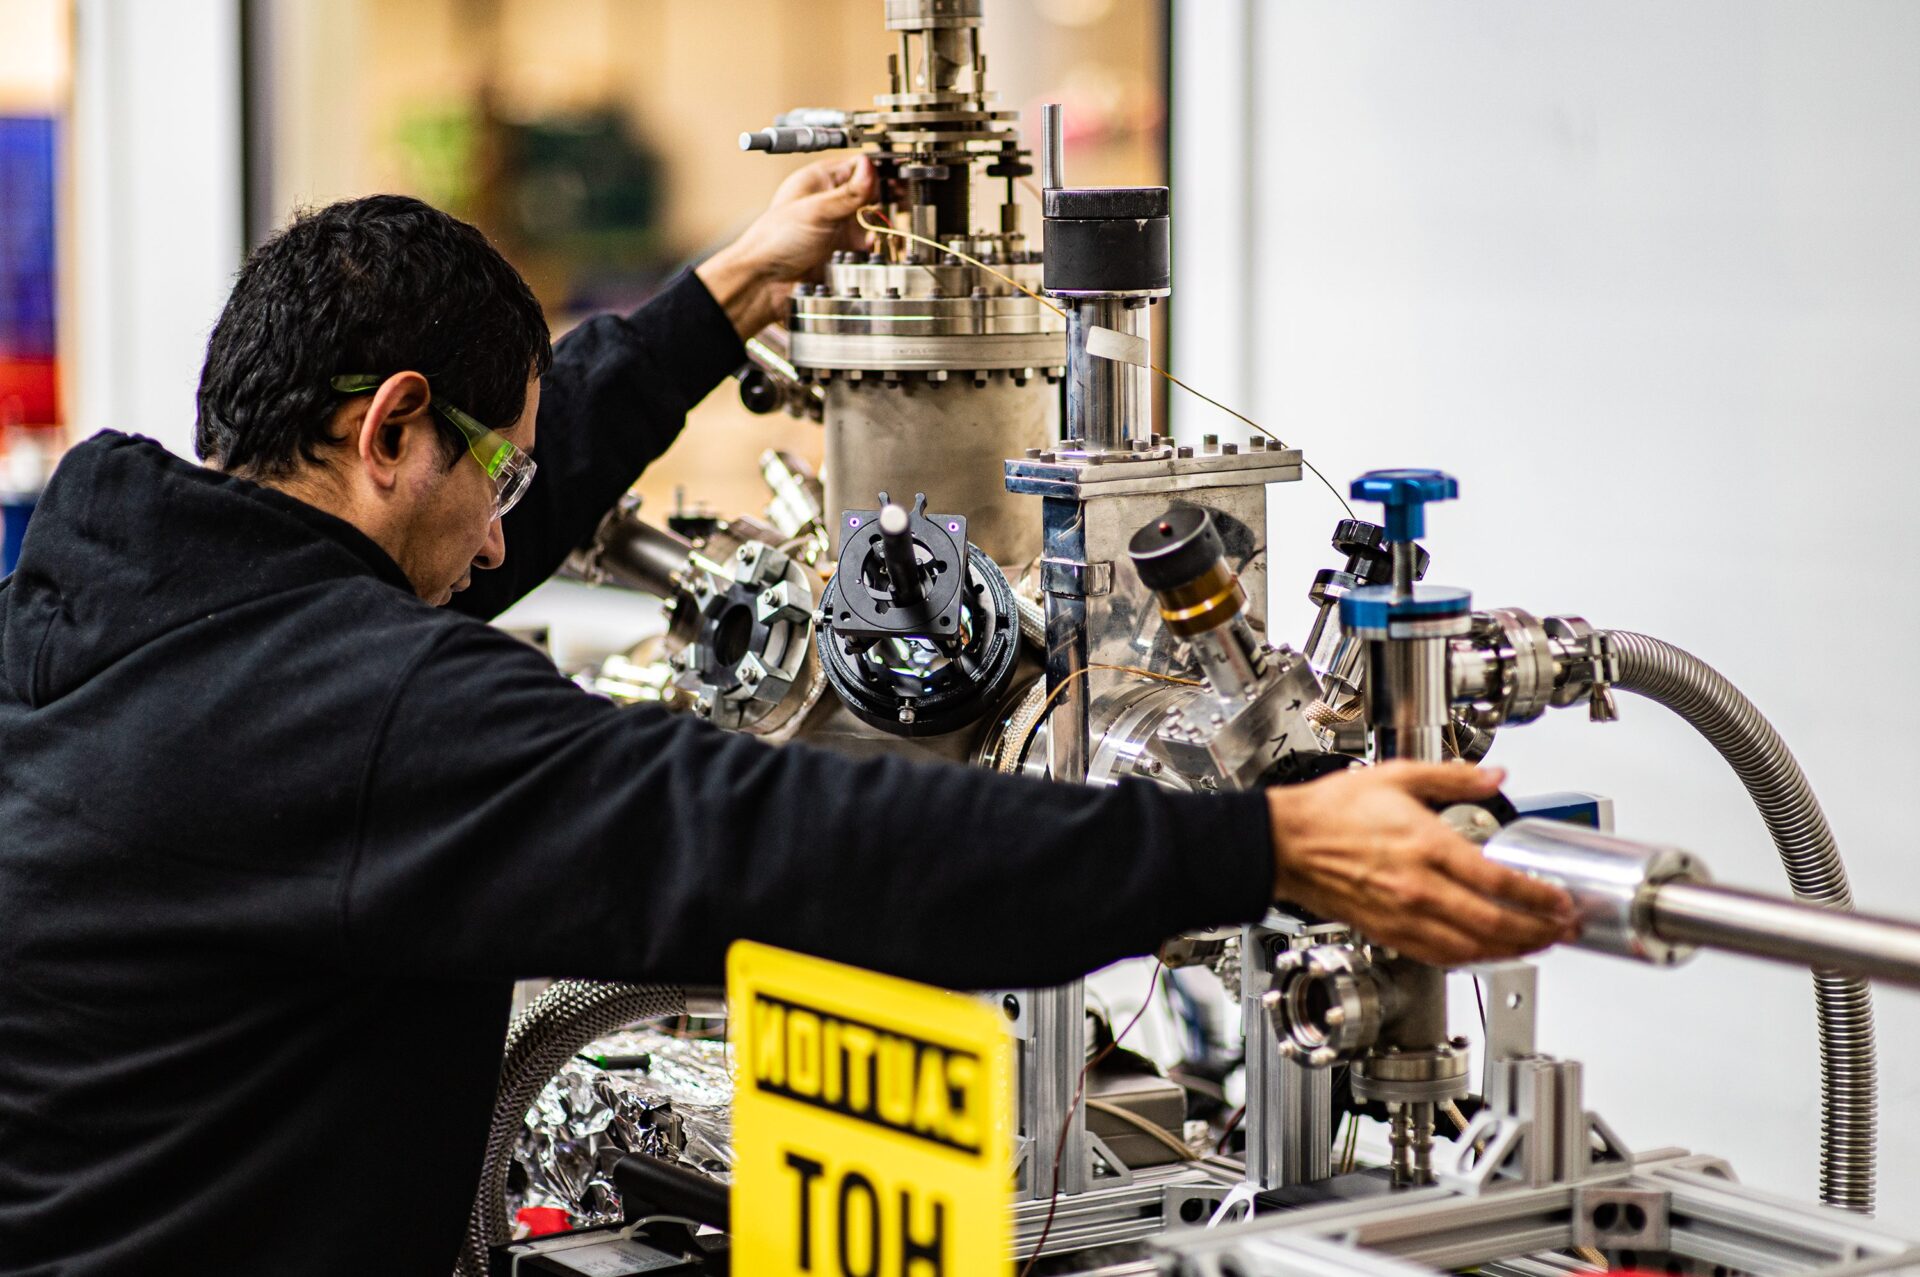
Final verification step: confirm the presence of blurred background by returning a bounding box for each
[8,0,1920,1225]
[0,0,1164,536]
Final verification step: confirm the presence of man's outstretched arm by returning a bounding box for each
[342,622,1574,988]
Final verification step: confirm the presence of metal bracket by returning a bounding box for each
[1471,961,1537,1098]
[1164,1183,1234,1231]
[1041,556,1113,598]
[1572,1185,1671,1251]
[1086,1131,1135,1187]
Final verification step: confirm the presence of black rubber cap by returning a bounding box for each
[1128,506,1224,591]
[1043,185,1170,220]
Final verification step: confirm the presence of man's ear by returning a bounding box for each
[354,371,434,491]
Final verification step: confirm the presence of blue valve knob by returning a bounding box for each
[1349,469,1458,544]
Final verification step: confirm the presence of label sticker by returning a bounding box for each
[1084,325,1151,369]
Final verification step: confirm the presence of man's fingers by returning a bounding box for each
[1377,760,1505,804]
[817,156,876,211]
[1438,841,1576,920]
[1370,916,1497,968]
[1420,874,1569,954]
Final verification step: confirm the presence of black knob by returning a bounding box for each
[1128,506,1224,592]
[1329,518,1427,586]
[1331,519,1386,558]
[736,368,782,415]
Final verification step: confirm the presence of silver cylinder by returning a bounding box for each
[1041,102,1064,190]
[1651,883,1920,992]
[1189,619,1262,704]
[593,515,693,599]
[1485,819,1708,965]
[1365,634,1452,763]
[1065,299,1150,453]
[823,377,1053,568]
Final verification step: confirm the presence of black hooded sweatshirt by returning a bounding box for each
[0,270,1273,1275]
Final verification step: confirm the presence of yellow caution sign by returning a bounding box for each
[729,941,1012,1276]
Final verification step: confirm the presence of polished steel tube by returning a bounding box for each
[1652,883,1920,992]
[1365,635,1451,763]
[1065,299,1148,452]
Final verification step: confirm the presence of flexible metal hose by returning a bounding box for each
[459,981,685,1277]
[1604,631,1875,1214]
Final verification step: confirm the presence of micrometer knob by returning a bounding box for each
[739,126,850,154]
[1349,469,1458,543]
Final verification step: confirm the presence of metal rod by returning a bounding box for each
[1041,103,1064,190]
[876,503,924,606]
[1651,882,1920,991]
[1391,541,1418,599]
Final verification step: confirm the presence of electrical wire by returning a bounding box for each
[1019,960,1164,1277]
[1215,1104,1247,1153]
[1014,663,1206,772]
[1340,1106,1362,1174]
[853,207,1356,520]
[1084,1097,1199,1162]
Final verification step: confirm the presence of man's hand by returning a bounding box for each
[1267,762,1578,966]
[696,156,879,339]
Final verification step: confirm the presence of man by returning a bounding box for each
[0,158,1573,1274]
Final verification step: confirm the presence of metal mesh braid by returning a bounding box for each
[1606,631,1876,1214]
[459,981,685,1277]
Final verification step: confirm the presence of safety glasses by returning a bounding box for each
[330,374,537,521]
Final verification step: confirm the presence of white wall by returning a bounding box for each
[70,0,244,458]
[1174,0,1920,1217]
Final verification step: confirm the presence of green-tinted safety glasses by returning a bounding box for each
[330,374,537,521]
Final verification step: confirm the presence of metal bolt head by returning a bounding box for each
[1323,1005,1346,1027]
[1307,1046,1339,1069]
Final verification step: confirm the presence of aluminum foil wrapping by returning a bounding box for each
[510,1026,733,1227]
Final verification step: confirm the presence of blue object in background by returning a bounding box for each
[1,497,33,576]
[0,116,58,359]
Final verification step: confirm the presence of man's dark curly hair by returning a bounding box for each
[195,194,553,476]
